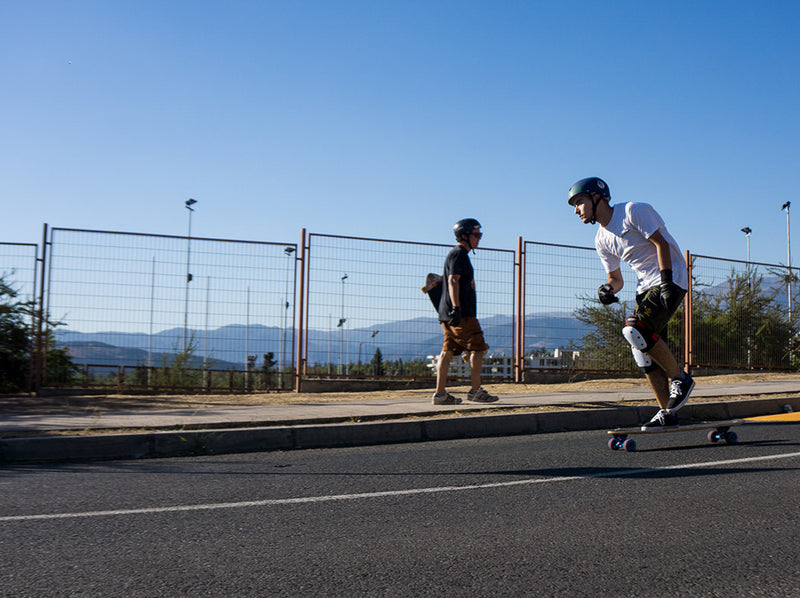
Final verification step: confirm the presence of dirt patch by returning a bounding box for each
[2,372,798,416]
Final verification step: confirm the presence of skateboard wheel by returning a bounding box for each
[609,438,620,450]
[708,430,720,443]
[622,439,636,452]
[724,431,738,444]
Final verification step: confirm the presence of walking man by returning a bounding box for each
[568,177,694,428]
[432,218,499,405]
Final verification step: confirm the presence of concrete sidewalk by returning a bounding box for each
[2,379,799,464]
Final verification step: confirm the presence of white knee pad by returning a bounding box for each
[623,323,649,351]
[630,346,652,368]
[622,316,658,351]
[623,316,659,373]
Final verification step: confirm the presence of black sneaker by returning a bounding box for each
[667,373,695,413]
[432,392,462,405]
[641,409,679,431]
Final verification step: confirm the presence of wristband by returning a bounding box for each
[660,269,673,284]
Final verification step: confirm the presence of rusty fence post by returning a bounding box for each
[295,228,307,393]
[515,237,525,382]
[34,223,49,395]
[684,250,693,373]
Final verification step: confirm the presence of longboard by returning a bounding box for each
[607,419,744,451]
[421,273,442,310]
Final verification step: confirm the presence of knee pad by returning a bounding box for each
[622,315,659,353]
[630,346,658,373]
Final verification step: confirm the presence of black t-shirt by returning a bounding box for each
[438,245,477,321]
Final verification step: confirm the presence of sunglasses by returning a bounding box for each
[470,232,483,239]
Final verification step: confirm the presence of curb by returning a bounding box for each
[1,397,798,464]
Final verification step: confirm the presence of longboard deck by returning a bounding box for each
[607,419,744,451]
[609,419,744,436]
[421,273,442,310]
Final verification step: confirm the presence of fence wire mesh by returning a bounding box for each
[304,234,515,379]
[46,229,297,390]
[522,241,685,375]
[5,225,798,395]
[0,242,38,304]
[690,254,796,370]
[0,243,39,392]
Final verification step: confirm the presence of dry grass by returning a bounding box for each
[2,372,798,416]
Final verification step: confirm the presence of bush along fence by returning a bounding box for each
[1,224,798,395]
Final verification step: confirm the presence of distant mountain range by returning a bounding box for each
[52,274,799,370]
[54,313,590,369]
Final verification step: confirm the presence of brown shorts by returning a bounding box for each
[441,317,490,356]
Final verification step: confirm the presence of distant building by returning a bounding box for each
[427,348,581,380]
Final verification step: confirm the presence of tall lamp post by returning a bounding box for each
[281,246,295,388]
[782,202,792,323]
[338,274,348,375]
[183,198,197,351]
[741,227,751,264]
[358,330,379,375]
[741,227,752,368]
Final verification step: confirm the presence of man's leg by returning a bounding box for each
[436,350,453,395]
[466,350,498,403]
[644,366,670,410]
[469,350,483,391]
[647,338,682,380]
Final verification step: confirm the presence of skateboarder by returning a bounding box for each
[568,177,694,429]
[432,218,499,405]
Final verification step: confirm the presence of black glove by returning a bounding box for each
[659,269,681,310]
[597,283,619,305]
[447,306,462,327]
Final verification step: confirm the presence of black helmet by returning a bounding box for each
[453,218,481,241]
[568,177,611,206]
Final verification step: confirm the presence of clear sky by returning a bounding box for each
[2,0,799,266]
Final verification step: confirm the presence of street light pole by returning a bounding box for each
[741,227,751,264]
[741,227,752,368]
[183,198,197,351]
[281,246,295,388]
[782,202,792,322]
[338,274,348,375]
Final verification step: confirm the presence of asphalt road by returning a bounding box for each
[2,422,799,597]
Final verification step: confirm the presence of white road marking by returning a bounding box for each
[2,451,799,523]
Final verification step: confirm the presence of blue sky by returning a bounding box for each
[2,0,799,266]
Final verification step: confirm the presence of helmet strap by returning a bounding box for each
[590,194,600,225]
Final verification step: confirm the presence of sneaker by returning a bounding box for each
[641,409,679,431]
[432,392,462,405]
[667,372,695,413]
[467,387,499,403]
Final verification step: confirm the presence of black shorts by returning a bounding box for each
[634,285,685,335]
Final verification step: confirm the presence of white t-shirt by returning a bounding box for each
[595,202,688,295]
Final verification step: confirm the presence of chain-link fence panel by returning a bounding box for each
[46,228,297,390]
[690,254,795,370]
[304,234,515,380]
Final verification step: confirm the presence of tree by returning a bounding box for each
[0,277,32,392]
[693,269,793,368]
[261,352,277,388]
[574,268,795,373]
[574,294,637,373]
[0,274,78,392]
[370,347,384,376]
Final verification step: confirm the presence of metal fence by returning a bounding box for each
[0,242,40,393]
[0,242,39,304]
[4,224,799,395]
[521,241,684,377]
[301,233,516,380]
[43,227,297,391]
[689,253,796,370]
